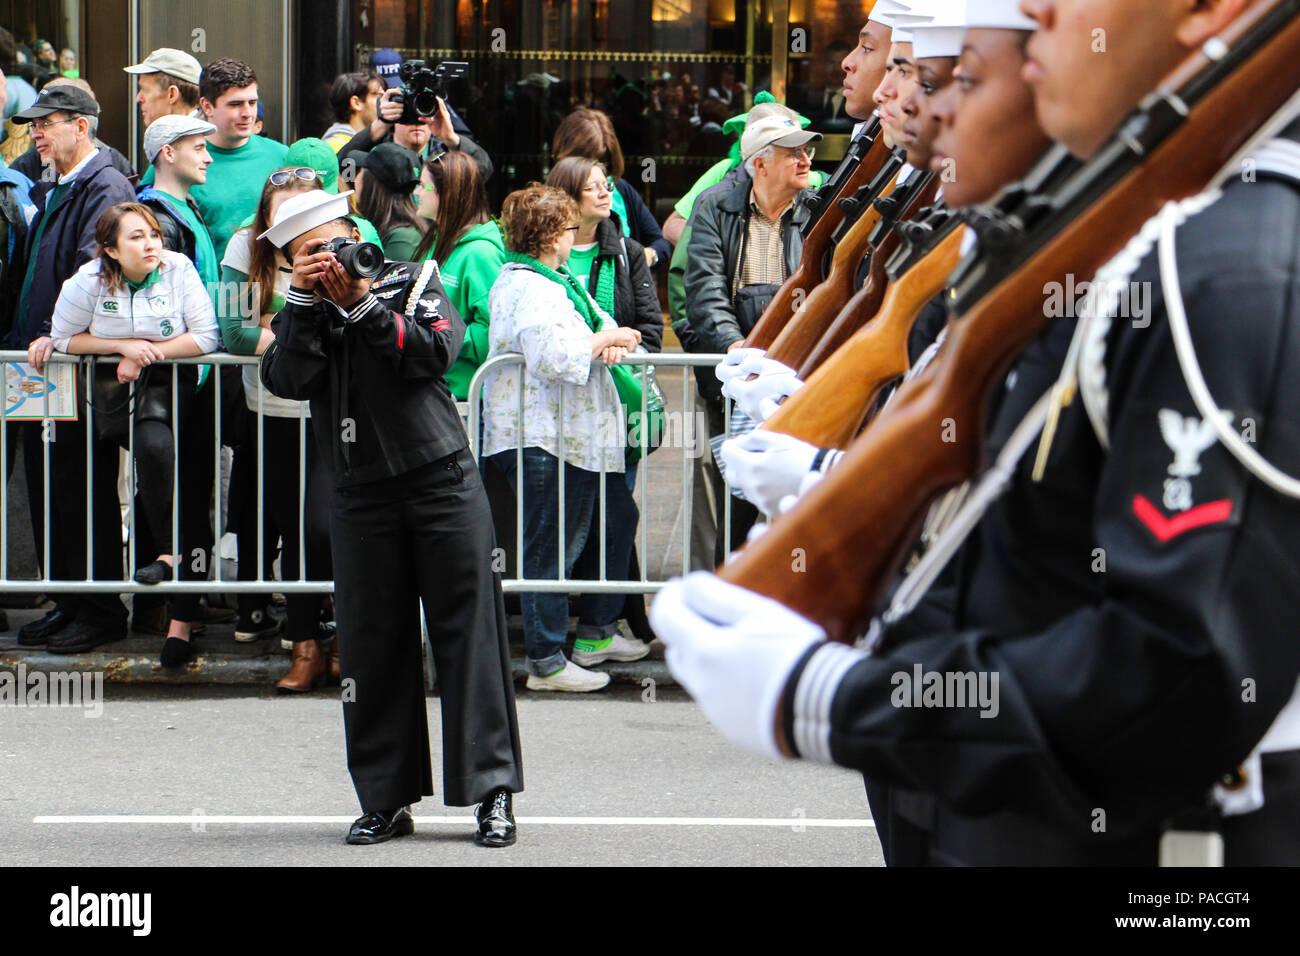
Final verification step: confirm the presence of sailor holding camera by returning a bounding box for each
[260,190,524,848]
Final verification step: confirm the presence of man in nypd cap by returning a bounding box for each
[259,189,524,848]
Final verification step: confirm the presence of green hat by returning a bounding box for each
[286,137,340,194]
[721,91,813,138]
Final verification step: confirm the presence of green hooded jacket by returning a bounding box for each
[422,219,506,400]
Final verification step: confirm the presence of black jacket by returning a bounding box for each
[584,215,662,352]
[781,132,1300,864]
[682,175,811,353]
[137,187,200,265]
[613,177,671,269]
[8,148,137,348]
[261,259,467,488]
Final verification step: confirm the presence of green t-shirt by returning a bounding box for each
[673,160,826,221]
[423,220,505,401]
[565,241,599,290]
[146,135,288,261]
[153,189,220,301]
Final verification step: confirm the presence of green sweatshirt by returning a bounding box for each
[423,220,506,400]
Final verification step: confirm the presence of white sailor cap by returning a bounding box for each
[868,0,912,28]
[912,0,1039,59]
[886,0,937,45]
[259,189,356,249]
[910,0,968,59]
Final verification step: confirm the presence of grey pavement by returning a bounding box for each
[0,685,884,866]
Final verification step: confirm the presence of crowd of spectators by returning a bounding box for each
[0,36,844,693]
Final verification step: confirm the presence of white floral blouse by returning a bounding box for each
[482,262,626,474]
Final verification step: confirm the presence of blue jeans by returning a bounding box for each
[492,447,638,676]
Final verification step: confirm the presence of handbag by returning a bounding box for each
[86,361,174,443]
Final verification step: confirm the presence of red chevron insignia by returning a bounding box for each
[1132,494,1232,543]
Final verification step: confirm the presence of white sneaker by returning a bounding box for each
[526,660,611,692]
[571,632,651,666]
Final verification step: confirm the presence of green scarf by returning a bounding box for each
[504,251,662,461]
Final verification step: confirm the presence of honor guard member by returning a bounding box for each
[259,190,524,848]
[652,0,1300,865]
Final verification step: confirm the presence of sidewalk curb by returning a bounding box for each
[0,651,678,689]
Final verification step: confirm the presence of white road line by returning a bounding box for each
[33,814,874,828]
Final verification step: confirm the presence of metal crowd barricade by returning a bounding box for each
[466,351,734,596]
[0,350,738,600]
[0,350,329,595]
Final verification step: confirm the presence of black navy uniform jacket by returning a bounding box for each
[260,260,466,487]
[779,119,1300,864]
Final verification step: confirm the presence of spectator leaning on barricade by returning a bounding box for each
[123,47,203,128]
[412,148,503,402]
[322,72,385,154]
[682,103,819,560]
[546,155,663,648]
[8,79,137,185]
[551,108,670,270]
[142,57,288,260]
[350,141,425,261]
[47,202,220,666]
[218,167,337,689]
[9,83,137,654]
[483,184,648,693]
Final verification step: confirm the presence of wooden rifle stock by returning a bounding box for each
[744,135,895,349]
[797,176,944,378]
[761,224,967,449]
[719,0,1300,643]
[760,171,903,368]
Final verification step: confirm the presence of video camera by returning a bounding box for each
[394,59,469,126]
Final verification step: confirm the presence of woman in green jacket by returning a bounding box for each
[412,149,505,402]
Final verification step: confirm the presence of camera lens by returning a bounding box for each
[413,90,439,117]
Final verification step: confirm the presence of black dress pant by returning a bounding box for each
[22,407,125,628]
[331,447,524,811]
[234,412,333,641]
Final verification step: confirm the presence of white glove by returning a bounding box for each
[777,468,827,515]
[719,429,819,517]
[756,377,805,422]
[651,571,826,759]
[723,360,805,423]
[715,347,766,385]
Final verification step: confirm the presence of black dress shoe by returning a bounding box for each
[46,620,127,654]
[346,807,414,845]
[474,788,516,848]
[18,607,76,646]
[133,560,174,586]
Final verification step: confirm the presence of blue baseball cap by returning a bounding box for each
[369,48,403,89]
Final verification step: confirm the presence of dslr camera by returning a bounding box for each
[323,237,385,280]
[394,59,469,126]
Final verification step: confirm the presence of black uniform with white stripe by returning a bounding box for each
[262,259,523,812]
[779,120,1300,865]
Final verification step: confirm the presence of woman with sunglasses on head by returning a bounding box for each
[218,166,337,691]
[352,142,426,262]
[546,156,663,649]
[47,202,219,666]
[411,148,504,402]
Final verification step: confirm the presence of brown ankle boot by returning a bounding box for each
[276,639,326,693]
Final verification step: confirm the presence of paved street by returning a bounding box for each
[0,684,883,866]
